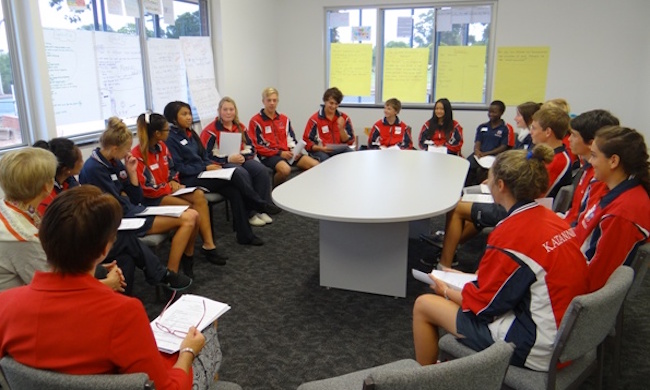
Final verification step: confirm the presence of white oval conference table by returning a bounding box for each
[272,150,469,297]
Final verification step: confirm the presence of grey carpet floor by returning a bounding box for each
[131,203,649,390]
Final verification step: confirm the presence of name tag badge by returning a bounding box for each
[322,125,329,134]
[480,127,488,132]
[150,163,159,171]
[265,126,272,134]
[180,139,188,146]
[110,174,118,181]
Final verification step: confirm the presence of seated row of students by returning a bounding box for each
[413,123,650,369]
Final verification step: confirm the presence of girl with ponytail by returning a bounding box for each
[413,145,588,370]
[575,126,650,292]
[132,112,228,276]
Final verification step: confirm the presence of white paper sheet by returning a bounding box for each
[151,294,231,354]
[198,168,236,180]
[289,140,306,164]
[118,218,146,231]
[412,269,477,291]
[136,205,189,217]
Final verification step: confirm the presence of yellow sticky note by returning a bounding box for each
[435,45,487,103]
[493,46,550,105]
[329,43,373,97]
[382,48,430,103]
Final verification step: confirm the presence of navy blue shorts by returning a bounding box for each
[470,203,507,230]
[261,155,295,170]
[455,308,495,352]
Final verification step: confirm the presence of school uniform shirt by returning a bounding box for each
[79,148,146,218]
[562,134,578,168]
[515,129,533,150]
[0,272,192,390]
[248,109,298,158]
[460,202,588,370]
[563,163,607,227]
[474,120,510,153]
[201,118,256,165]
[417,119,463,155]
[0,200,48,292]
[131,142,179,200]
[368,116,413,149]
[545,145,573,199]
[165,125,213,181]
[37,176,80,216]
[303,106,355,152]
[574,179,650,292]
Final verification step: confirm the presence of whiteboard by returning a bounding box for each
[43,28,102,126]
[94,31,146,119]
[147,38,189,113]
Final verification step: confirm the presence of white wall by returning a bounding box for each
[212,0,280,127]
[214,0,650,155]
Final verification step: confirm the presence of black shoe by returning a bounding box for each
[240,236,264,246]
[181,254,194,279]
[202,247,228,266]
[263,202,282,215]
[160,269,192,291]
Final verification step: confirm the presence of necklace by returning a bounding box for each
[6,199,41,227]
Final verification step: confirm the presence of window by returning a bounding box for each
[326,3,493,107]
[33,0,209,143]
[0,3,22,149]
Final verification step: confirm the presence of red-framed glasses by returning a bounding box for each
[154,291,206,339]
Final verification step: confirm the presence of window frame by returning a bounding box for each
[0,0,211,153]
[324,1,496,110]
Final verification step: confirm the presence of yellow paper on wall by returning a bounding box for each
[329,43,373,97]
[435,46,486,103]
[493,46,550,105]
[382,48,429,103]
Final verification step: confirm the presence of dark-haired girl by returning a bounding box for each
[418,98,463,155]
[163,101,280,246]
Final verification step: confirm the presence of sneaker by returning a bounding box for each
[249,215,266,226]
[263,202,282,215]
[202,247,228,266]
[257,212,273,224]
[181,254,194,278]
[160,269,192,291]
[419,254,459,270]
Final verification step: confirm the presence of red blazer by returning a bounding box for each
[0,272,192,390]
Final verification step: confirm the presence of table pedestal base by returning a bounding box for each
[320,220,409,297]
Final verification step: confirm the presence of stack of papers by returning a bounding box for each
[151,294,231,354]
[136,205,189,217]
[412,269,477,291]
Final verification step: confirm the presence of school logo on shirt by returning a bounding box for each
[119,170,128,180]
[496,130,503,137]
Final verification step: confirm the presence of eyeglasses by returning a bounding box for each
[154,290,206,339]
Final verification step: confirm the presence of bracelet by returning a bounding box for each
[443,287,450,301]
[179,347,196,359]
